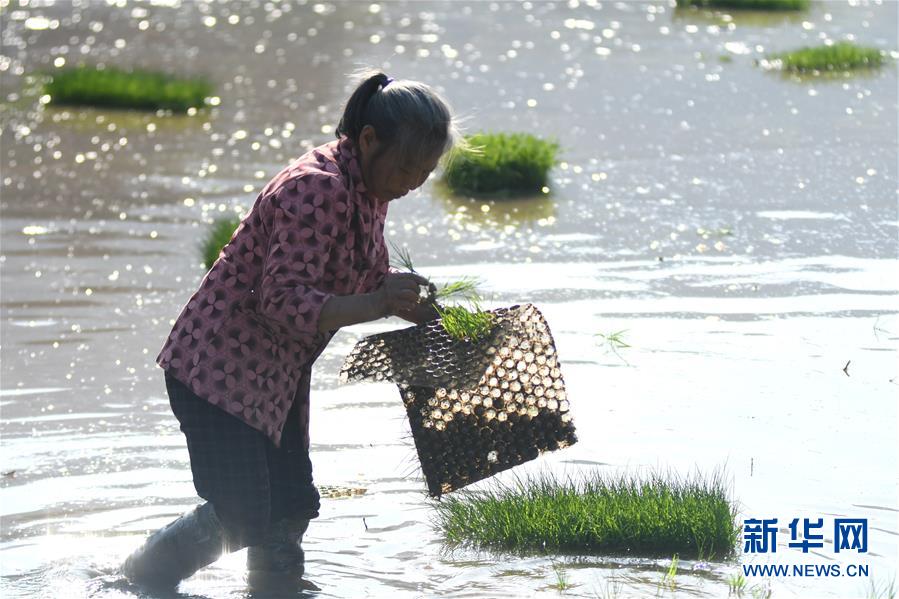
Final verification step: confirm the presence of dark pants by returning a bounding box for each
[165,371,321,549]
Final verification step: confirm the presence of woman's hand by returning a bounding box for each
[375,272,432,317]
[316,273,435,332]
[396,300,440,325]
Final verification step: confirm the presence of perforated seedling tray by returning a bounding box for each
[339,304,576,497]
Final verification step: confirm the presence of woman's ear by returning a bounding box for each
[358,125,378,157]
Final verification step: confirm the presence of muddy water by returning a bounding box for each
[1,1,897,597]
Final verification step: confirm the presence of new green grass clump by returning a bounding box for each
[443,132,559,196]
[768,42,886,73]
[676,0,809,10]
[44,66,213,111]
[434,471,739,559]
[201,216,241,269]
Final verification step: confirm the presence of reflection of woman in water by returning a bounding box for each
[122,71,458,591]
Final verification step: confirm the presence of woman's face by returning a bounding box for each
[358,125,441,202]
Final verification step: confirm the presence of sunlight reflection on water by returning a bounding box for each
[1,0,896,597]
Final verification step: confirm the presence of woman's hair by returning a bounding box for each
[336,70,460,166]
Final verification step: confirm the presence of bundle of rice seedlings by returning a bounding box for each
[676,0,809,10]
[435,304,495,341]
[766,42,886,73]
[43,66,213,112]
[434,470,739,559]
[443,132,559,196]
[389,243,493,340]
[201,216,241,269]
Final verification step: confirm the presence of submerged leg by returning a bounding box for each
[246,516,310,589]
[247,392,320,591]
[121,502,229,591]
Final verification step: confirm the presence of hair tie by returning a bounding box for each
[382,76,394,89]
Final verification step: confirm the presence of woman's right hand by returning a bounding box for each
[376,272,431,317]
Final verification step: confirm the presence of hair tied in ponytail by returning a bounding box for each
[336,69,459,166]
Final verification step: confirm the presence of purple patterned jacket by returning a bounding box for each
[157,137,389,447]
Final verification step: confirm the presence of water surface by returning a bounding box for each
[1,1,897,597]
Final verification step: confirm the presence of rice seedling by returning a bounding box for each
[696,226,733,238]
[676,0,809,10]
[435,303,495,342]
[388,243,492,338]
[659,554,679,593]
[389,243,482,302]
[443,132,559,196]
[551,561,571,591]
[593,579,623,599]
[596,330,630,351]
[872,315,891,341]
[389,242,419,274]
[727,573,746,595]
[867,578,897,599]
[596,330,631,364]
[201,216,241,269]
[750,584,772,599]
[726,571,771,597]
[766,42,886,73]
[434,277,482,303]
[433,470,740,559]
[43,66,213,112]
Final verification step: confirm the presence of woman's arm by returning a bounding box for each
[257,180,339,344]
[316,271,431,332]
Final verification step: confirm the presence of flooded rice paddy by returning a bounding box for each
[1,0,897,597]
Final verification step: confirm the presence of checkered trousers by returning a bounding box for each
[165,370,321,549]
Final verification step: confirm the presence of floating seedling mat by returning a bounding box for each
[340,304,577,497]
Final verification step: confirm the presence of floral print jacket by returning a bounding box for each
[157,137,389,447]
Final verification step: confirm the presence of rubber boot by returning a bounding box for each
[122,502,228,591]
[246,517,309,591]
